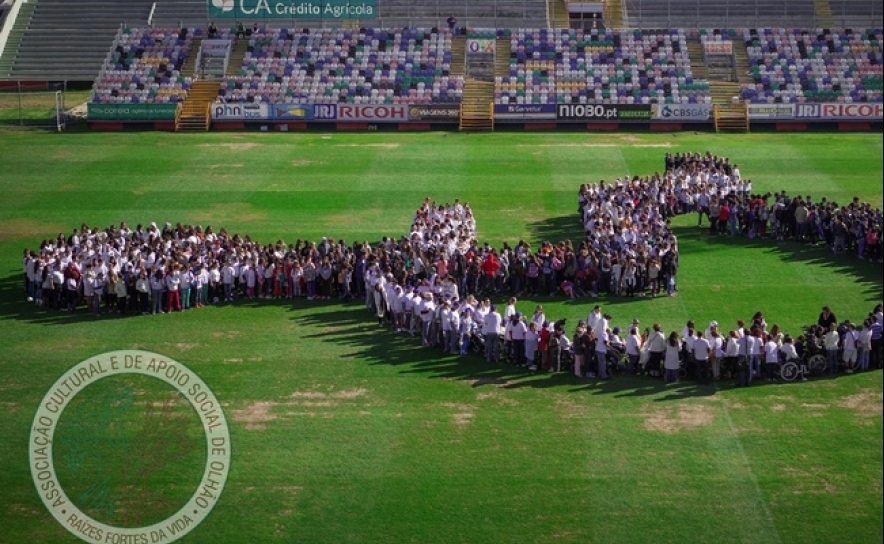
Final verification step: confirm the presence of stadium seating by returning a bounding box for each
[0,0,158,81]
[85,21,883,112]
[91,28,195,104]
[739,28,883,104]
[217,28,462,105]
[495,28,709,105]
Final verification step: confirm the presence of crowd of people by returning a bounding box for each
[564,304,884,385]
[571,151,882,298]
[19,152,883,386]
[362,285,882,386]
[664,151,880,259]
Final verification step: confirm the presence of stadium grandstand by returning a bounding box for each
[0,0,880,132]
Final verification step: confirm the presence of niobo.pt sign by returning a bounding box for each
[30,350,230,544]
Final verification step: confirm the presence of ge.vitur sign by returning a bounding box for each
[207,0,377,19]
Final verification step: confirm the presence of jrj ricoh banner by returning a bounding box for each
[208,0,377,20]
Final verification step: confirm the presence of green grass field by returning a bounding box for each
[0,130,881,544]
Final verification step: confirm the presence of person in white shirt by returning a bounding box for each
[531,305,546,332]
[626,327,642,375]
[693,331,712,383]
[209,263,221,303]
[709,329,724,381]
[747,327,762,384]
[135,269,150,314]
[392,286,407,333]
[440,300,454,351]
[663,331,682,383]
[483,305,503,362]
[407,289,421,336]
[509,313,528,367]
[764,337,781,382]
[373,275,388,326]
[245,262,258,300]
[646,323,667,377]
[503,313,515,359]
[112,271,128,314]
[858,320,873,372]
[780,336,798,361]
[594,328,610,379]
[221,261,236,301]
[823,323,840,375]
[165,265,182,312]
[724,330,740,379]
[91,272,105,316]
[587,305,602,332]
[418,293,435,347]
[447,304,461,353]
[459,308,474,355]
[525,322,540,370]
[180,266,193,310]
[841,322,858,373]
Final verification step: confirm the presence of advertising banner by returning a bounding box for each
[467,39,496,54]
[493,104,556,120]
[87,103,177,121]
[703,41,733,55]
[201,39,232,57]
[208,0,377,20]
[211,102,270,120]
[747,103,796,120]
[408,104,460,121]
[652,104,710,121]
[556,103,652,121]
[794,103,883,120]
[270,103,314,120]
[333,104,407,122]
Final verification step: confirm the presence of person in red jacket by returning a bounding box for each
[539,321,551,371]
[480,250,500,295]
[717,201,730,235]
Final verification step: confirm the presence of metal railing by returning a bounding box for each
[622,0,883,30]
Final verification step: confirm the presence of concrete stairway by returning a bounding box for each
[180,37,203,78]
[176,79,216,131]
[494,38,511,78]
[603,0,625,29]
[814,0,835,28]
[0,0,154,81]
[686,39,707,80]
[733,44,753,85]
[450,36,465,76]
[550,0,569,28]
[225,39,249,77]
[459,78,493,132]
[710,81,748,132]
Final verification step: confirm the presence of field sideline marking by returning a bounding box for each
[721,402,784,544]
[516,144,672,148]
